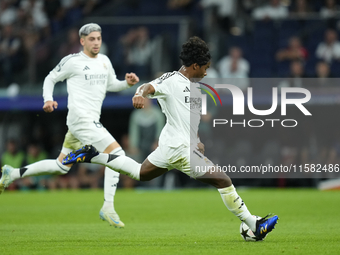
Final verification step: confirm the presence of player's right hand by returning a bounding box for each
[125,72,140,86]
[132,95,145,109]
[197,142,205,155]
[43,101,58,113]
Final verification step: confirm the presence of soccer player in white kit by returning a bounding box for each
[62,37,278,239]
[0,23,140,228]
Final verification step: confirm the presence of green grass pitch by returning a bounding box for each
[0,188,339,255]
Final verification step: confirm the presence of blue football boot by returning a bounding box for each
[254,214,279,240]
[62,145,99,165]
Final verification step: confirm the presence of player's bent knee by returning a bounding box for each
[139,169,156,181]
[139,161,167,181]
[197,171,232,188]
[214,172,232,188]
[214,177,232,189]
[139,174,152,181]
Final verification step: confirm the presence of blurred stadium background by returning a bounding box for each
[1,0,340,190]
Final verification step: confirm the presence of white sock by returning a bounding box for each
[11,159,70,180]
[91,153,141,181]
[102,147,124,211]
[218,185,257,232]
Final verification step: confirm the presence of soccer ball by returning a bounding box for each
[240,215,262,241]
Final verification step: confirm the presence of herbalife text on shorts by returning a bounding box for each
[201,84,312,128]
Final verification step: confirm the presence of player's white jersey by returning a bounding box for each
[149,71,201,148]
[43,51,128,126]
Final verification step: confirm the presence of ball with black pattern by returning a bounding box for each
[240,215,263,242]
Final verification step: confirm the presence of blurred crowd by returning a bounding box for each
[0,0,103,86]
[203,0,340,85]
[1,0,340,87]
[2,0,340,190]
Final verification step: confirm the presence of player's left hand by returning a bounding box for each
[125,73,139,86]
[132,95,145,109]
[197,142,205,155]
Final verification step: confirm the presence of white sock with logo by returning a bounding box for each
[102,147,124,211]
[10,159,70,180]
[91,153,141,181]
[218,185,257,232]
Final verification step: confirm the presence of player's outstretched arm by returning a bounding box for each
[43,101,58,113]
[106,72,140,92]
[132,83,155,109]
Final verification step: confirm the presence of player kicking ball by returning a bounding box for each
[62,36,278,240]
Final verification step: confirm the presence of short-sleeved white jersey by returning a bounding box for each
[149,71,201,148]
[43,51,128,126]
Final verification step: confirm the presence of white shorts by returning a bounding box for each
[61,120,115,155]
[147,144,214,178]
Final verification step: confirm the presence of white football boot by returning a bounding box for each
[0,165,15,194]
[99,209,125,228]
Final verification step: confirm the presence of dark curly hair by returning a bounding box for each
[179,36,211,67]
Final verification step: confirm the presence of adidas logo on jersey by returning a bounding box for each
[183,86,190,92]
[83,66,90,71]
